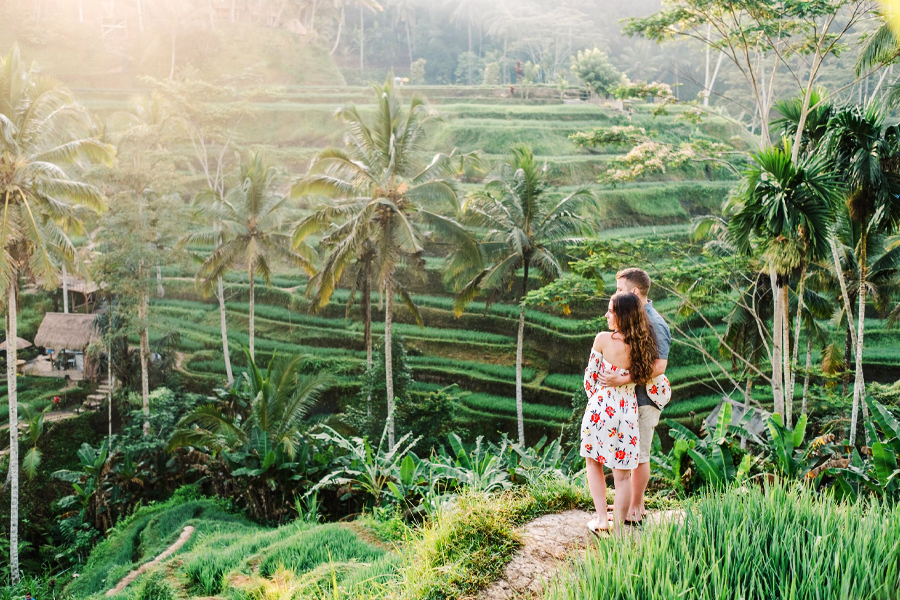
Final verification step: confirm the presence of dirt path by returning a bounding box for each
[105,525,195,597]
[1,409,78,437]
[476,508,683,599]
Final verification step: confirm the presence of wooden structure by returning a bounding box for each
[61,276,100,314]
[33,312,99,378]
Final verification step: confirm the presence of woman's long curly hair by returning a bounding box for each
[610,292,658,385]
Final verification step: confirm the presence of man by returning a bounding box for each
[598,267,670,524]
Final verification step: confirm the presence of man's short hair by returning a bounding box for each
[616,268,651,297]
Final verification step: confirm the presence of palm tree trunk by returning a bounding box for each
[136,0,144,32]
[850,230,867,446]
[62,263,69,314]
[829,233,857,349]
[789,261,807,402]
[802,336,812,415]
[770,268,785,415]
[218,275,233,385]
[331,5,344,55]
[515,262,529,446]
[741,378,753,449]
[843,325,851,398]
[248,266,255,362]
[108,337,113,456]
[385,277,395,448]
[467,21,473,84]
[169,32,177,79]
[405,20,413,66]
[308,0,318,32]
[139,290,150,436]
[782,283,792,428]
[6,282,20,583]
[363,260,372,417]
[157,265,164,297]
[78,0,83,22]
[359,6,364,73]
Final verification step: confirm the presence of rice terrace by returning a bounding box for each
[2,1,900,599]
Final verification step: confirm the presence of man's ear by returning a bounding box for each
[631,287,640,296]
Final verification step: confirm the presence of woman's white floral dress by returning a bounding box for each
[579,349,639,469]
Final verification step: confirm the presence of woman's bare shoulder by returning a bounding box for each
[593,331,611,352]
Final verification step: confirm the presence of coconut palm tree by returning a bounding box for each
[452,145,594,445]
[329,0,383,56]
[292,78,476,447]
[824,104,900,444]
[729,139,841,423]
[189,152,315,362]
[0,45,113,583]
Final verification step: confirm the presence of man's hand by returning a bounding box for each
[598,371,630,387]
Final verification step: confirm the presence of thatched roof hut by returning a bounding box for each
[34,313,99,350]
[62,276,100,295]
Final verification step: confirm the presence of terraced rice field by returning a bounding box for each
[75,88,899,442]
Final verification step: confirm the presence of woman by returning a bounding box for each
[581,292,658,534]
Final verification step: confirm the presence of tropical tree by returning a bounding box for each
[824,104,900,445]
[170,350,332,521]
[292,78,476,447]
[330,0,384,56]
[188,152,315,362]
[453,145,593,445]
[729,139,841,424]
[0,45,113,582]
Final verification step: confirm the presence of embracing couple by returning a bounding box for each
[580,268,671,535]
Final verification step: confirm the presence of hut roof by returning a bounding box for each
[34,313,98,350]
[62,276,100,295]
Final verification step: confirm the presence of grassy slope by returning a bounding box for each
[66,492,389,600]
[67,478,593,600]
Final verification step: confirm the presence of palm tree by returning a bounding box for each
[390,0,417,66]
[292,78,476,447]
[452,0,480,84]
[170,350,332,458]
[0,45,113,583]
[825,204,900,442]
[452,145,593,445]
[169,349,332,520]
[189,152,315,362]
[824,104,900,445]
[329,0,383,56]
[729,139,841,423]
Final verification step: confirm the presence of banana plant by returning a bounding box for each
[436,433,512,493]
[507,435,581,483]
[831,398,900,499]
[311,425,419,507]
[18,403,50,479]
[650,435,694,493]
[666,403,753,488]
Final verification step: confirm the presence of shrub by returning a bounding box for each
[134,569,176,600]
[344,335,414,442]
[397,385,458,453]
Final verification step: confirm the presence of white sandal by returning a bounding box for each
[587,517,610,536]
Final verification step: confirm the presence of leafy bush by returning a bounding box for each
[397,385,458,454]
[344,335,415,442]
[570,48,624,97]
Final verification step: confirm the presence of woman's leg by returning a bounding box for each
[585,458,609,530]
[611,468,633,531]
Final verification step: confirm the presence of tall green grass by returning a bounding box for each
[547,483,900,600]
